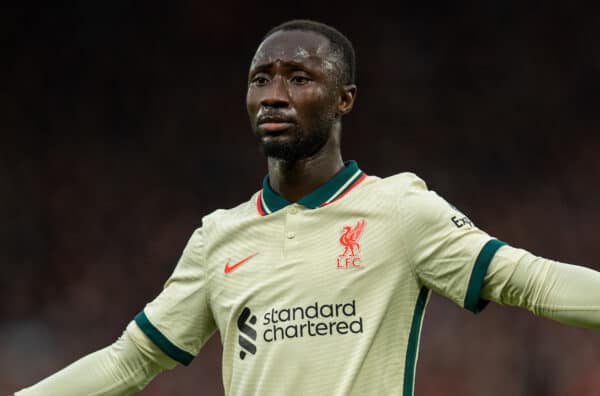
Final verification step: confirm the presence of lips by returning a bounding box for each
[259,122,294,133]
[257,115,296,133]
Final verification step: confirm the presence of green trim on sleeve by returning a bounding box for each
[135,311,194,366]
[403,287,430,396]
[464,239,506,314]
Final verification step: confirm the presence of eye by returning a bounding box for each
[290,75,311,85]
[250,75,269,86]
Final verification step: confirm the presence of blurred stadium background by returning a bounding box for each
[2,2,600,395]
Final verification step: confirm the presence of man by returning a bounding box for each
[15,19,600,396]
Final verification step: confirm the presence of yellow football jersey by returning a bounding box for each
[134,160,504,396]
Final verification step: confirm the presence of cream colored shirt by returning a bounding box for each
[138,161,501,395]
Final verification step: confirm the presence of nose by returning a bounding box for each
[260,76,289,108]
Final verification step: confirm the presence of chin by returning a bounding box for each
[256,124,331,162]
[261,141,303,162]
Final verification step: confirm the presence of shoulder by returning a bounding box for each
[366,171,455,226]
[359,171,429,201]
[342,171,434,224]
[377,172,428,194]
[198,190,261,234]
[181,191,260,256]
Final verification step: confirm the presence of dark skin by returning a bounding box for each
[246,30,357,202]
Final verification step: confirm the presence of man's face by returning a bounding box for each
[246,30,342,162]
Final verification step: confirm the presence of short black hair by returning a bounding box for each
[264,19,356,86]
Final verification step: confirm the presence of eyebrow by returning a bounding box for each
[249,59,320,76]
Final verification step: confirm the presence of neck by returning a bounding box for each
[267,129,344,203]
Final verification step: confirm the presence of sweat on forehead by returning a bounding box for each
[251,30,341,69]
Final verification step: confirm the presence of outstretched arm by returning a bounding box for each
[481,245,600,328]
[14,321,176,396]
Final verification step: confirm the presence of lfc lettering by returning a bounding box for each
[337,255,361,268]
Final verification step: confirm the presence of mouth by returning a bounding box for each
[257,116,296,134]
[258,121,295,133]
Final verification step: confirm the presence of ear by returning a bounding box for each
[337,84,357,115]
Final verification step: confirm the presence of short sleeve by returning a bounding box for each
[400,177,505,313]
[134,227,216,365]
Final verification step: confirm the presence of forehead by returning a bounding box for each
[251,30,333,70]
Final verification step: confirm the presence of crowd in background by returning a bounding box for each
[2,3,599,395]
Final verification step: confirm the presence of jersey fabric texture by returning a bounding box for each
[133,160,504,396]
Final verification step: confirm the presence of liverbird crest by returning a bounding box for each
[339,219,365,257]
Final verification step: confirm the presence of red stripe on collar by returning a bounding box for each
[320,173,367,207]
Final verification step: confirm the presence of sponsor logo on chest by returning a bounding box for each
[236,300,365,360]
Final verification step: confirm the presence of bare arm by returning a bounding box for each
[481,245,600,328]
[14,321,176,396]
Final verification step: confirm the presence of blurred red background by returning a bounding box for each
[2,2,599,395]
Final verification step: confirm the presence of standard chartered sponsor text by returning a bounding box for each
[262,300,363,342]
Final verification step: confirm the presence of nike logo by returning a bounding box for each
[224,253,258,274]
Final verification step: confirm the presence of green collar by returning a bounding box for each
[257,160,365,215]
